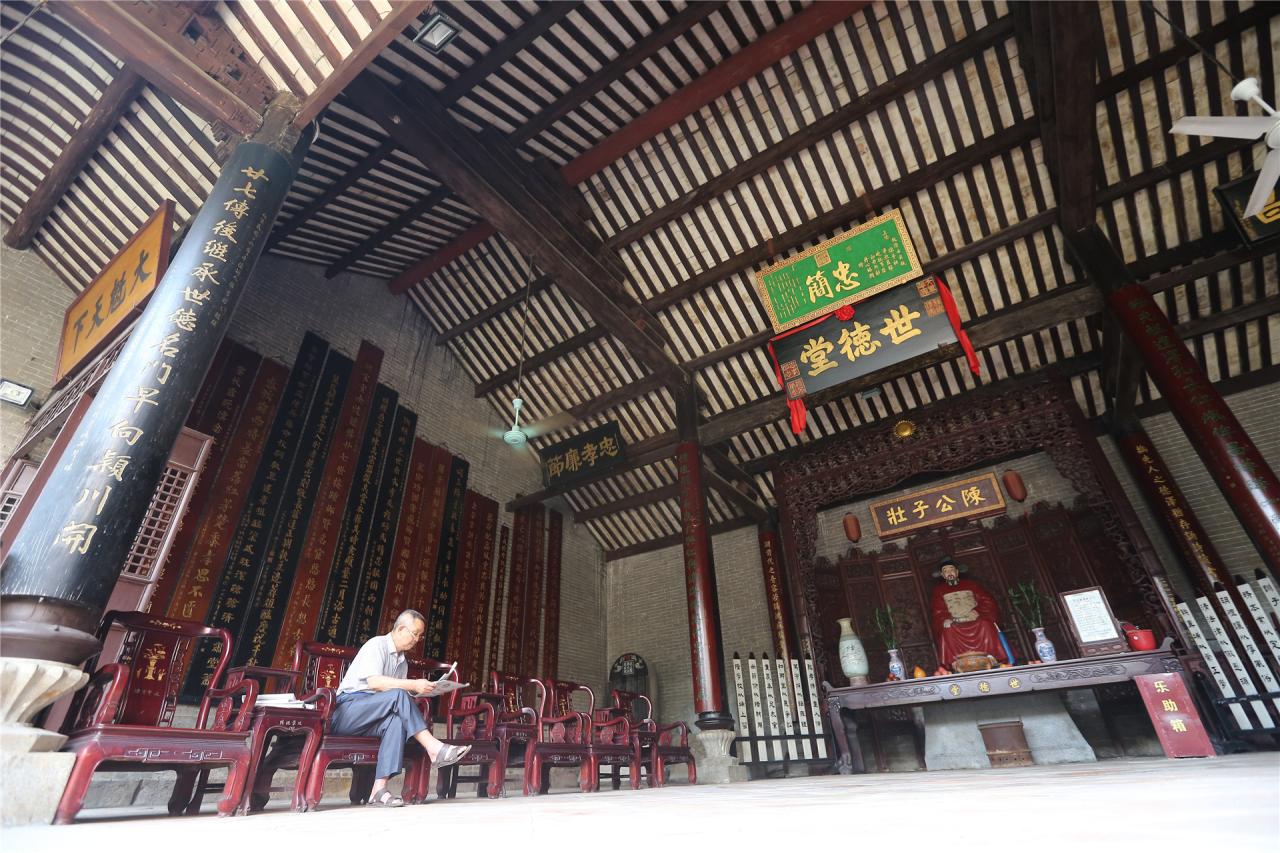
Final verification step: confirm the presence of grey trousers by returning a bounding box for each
[331,689,429,779]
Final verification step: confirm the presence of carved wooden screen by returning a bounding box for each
[115,429,212,606]
[98,428,213,666]
[0,460,37,531]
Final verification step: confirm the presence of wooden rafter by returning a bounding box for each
[325,187,452,279]
[3,68,144,249]
[440,9,1268,411]
[292,1,431,129]
[603,517,757,562]
[268,138,397,251]
[52,1,264,135]
[388,0,868,293]
[347,74,686,386]
[575,483,681,523]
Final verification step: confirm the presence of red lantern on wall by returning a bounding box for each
[843,512,861,543]
[1002,470,1028,503]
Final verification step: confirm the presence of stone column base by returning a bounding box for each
[694,728,749,784]
[1,751,77,826]
[1,657,90,825]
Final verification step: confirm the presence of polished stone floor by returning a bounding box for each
[5,754,1277,852]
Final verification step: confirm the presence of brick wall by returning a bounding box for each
[606,525,773,728]
[0,242,74,459]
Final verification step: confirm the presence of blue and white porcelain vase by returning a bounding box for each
[1032,627,1057,663]
[887,648,906,681]
[837,618,870,685]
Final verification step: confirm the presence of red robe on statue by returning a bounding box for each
[930,577,1003,667]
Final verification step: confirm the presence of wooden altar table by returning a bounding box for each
[823,641,1184,773]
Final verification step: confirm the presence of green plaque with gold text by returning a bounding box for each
[754,209,923,333]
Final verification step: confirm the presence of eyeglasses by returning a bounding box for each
[397,625,425,640]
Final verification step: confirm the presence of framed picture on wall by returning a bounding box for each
[1059,587,1127,656]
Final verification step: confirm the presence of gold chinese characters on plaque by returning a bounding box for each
[54,201,174,385]
[869,472,1007,540]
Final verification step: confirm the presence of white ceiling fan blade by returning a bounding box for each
[522,410,578,439]
[1169,115,1276,140]
[1243,147,1280,219]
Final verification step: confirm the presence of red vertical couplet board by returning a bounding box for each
[521,505,547,676]
[379,438,432,632]
[272,341,382,667]
[446,491,482,665]
[488,524,510,673]
[466,496,499,687]
[166,359,288,622]
[503,508,532,672]
[408,444,450,656]
[148,339,259,614]
[1134,673,1216,758]
[540,509,564,680]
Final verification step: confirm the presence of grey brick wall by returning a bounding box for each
[0,242,74,459]
[606,525,772,728]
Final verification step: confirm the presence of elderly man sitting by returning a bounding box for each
[331,609,471,807]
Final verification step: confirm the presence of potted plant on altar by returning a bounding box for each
[1008,581,1056,663]
[872,605,906,680]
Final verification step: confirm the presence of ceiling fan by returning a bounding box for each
[488,254,579,449]
[1170,76,1280,218]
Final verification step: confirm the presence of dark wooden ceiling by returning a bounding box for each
[2,1,1277,558]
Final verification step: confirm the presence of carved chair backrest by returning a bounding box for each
[81,611,230,728]
[544,678,595,719]
[608,689,654,724]
[293,640,447,694]
[294,641,356,693]
[488,671,544,719]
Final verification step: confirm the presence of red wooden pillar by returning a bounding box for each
[1070,227,1280,568]
[1115,426,1230,593]
[675,386,733,731]
[757,521,797,662]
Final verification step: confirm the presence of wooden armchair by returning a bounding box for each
[527,678,594,796]
[435,670,538,800]
[602,689,696,787]
[296,642,442,808]
[233,641,442,810]
[54,611,258,824]
[549,680,638,792]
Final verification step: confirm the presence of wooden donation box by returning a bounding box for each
[1133,673,1214,758]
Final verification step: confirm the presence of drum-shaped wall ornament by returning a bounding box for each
[843,512,862,543]
[1002,470,1028,502]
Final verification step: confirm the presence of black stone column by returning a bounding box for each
[1,97,310,665]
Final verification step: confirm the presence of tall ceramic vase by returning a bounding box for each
[887,648,906,681]
[1032,627,1057,663]
[837,618,870,685]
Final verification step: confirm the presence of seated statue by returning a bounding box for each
[929,556,1003,671]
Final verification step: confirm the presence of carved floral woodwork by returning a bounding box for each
[776,378,1169,685]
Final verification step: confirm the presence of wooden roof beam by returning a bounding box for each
[704,465,770,525]
[388,1,868,294]
[52,1,264,135]
[268,138,396,251]
[1029,2,1101,233]
[3,68,145,249]
[575,483,681,523]
[603,517,757,563]
[293,2,431,130]
[348,74,685,385]
[325,187,451,278]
